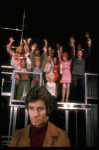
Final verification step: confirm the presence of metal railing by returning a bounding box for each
[1,67,98,147]
[57,102,98,147]
[7,103,98,147]
[1,136,12,146]
[85,73,98,104]
[9,70,42,106]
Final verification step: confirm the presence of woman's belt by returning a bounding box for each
[62,68,70,70]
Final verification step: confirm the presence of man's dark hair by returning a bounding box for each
[25,86,54,115]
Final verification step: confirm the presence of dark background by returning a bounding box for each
[1,2,98,147]
[1,1,98,73]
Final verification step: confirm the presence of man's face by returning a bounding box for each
[77,51,83,59]
[28,100,47,128]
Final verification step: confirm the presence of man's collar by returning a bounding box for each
[16,121,60,147]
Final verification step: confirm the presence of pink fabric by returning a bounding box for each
[7,43,29,69]
[7,43,14,55]
[60,60,72,83]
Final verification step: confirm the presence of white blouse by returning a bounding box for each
[46,82,56,96]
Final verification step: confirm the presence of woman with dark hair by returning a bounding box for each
[10,86,70,147]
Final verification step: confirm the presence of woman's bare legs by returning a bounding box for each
[61,83,66,102]
[66,83,70,102]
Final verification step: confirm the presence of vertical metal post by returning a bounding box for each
[12,107,17,136]
[91,106,94,147]
[65,110,69,135]
[86,109,92,147]
[20,7,25,44]
[75,110,78,147]
[91,106,98,147]
[9,71,15,106]
[85,73,87,104]
[39,73,42,87]
[24,109,28,127]
[1,78,4,93]
[8,106,13,145]
[47,116,49,120]
[96,76,98,97]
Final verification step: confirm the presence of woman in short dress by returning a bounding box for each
[58,50,72,102]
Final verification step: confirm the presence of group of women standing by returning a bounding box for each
[7,32,91,103]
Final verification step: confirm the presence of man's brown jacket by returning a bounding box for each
[9,121,70,147]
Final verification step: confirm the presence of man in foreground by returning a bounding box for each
[9,86,70,147]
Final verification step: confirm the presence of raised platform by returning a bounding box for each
[57,102,97,110]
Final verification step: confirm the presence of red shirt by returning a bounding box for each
[30,120,48,147]
[53,64,59,82]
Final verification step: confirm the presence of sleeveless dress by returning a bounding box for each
[60,59,72,83]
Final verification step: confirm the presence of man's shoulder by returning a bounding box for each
[15,122,66,136]
[48,121,70,147]
[13,124,30,137]
[9,125,31,147]
[14,122,67,139]
[48,121,67,136]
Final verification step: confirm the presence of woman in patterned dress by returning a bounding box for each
[7,37,31,71]
[58,50,72,102]
[31,46,47,88]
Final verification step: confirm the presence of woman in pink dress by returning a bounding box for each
[58,50,72,102]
